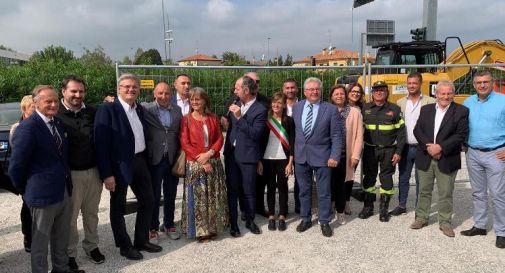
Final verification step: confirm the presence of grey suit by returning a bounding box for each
[141,101,183,231]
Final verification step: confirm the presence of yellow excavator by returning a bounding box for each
[338,38,505,103]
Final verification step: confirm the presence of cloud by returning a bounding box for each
[205,0,235,22]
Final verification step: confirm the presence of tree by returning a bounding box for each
[30,45,75,63]
[222,51,247,66]
[276,55,284,66]
[80,46,112,66]
[134,49,163,65]
[120,56,133,65]
[0,45,14,52]
[284,54,293,66]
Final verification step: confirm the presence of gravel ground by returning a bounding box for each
[1,157,504,273]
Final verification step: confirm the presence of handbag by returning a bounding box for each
[171,116,189,177]
[171,150,186,177]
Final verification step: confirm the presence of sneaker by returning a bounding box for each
[439,225,455,237]
[149,230,159,244]
[87,248,105,264]
[337,213,347,225]
[68,257,79,270]
[166,227,181,240]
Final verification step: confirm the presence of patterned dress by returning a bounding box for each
[181,158,229,239]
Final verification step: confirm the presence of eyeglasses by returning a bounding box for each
[120,85,139,90]
[473,81,492,86]
[349,90,361,94]
[305,88,321,92]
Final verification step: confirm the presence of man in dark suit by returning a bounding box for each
[224,75,267,236]
[292,77,343,237]
[171,74,191,115]
[9,85,84,273]
[141,82,183,241]
[410,80,469,237]
[94,73,161,260]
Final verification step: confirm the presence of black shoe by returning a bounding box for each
[230,225,241,238]
[68,257,78,270]
[120,246,143,260]
[50,269,85,273]
[246,221,261,234]
[320,224,333,237]
[389,206,407,216]
[135,242,162,253]
[23,237,31,253]
[358,206,374,219]
[496,236,505,249]
[268,219,276,231]
[460,226,487,236]
[278,219,287,231]
[296,220,312,233]
[87,248,105,264]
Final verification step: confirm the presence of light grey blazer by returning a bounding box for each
[141,101,183,166]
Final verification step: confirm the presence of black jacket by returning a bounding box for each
[56,102,97,170]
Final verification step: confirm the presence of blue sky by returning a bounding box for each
[1,0,503,62]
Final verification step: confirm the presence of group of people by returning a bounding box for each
[4,69,505,273]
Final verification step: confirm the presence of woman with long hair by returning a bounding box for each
[258,92,294,231]
[347,82,365,109]
[180,87,229,242]
[329,85,364,224]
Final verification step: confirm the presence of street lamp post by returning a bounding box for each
[267,37,271,65]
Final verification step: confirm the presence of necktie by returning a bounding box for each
[49,120,63,156]
[303,104,313,138]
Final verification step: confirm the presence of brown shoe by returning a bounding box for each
[410,219,428,229]
[440,225,455,237]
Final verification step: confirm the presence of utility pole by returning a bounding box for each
[162,0,167,61]
[422,0,437,40]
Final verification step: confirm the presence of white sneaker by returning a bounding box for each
[337,213,347,225]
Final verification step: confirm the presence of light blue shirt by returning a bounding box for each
[464,91,505,148]
[156,102,172,128]
[301,100,320,134]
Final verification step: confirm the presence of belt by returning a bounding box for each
[469,143,505,152]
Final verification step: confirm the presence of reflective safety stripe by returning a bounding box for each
[364,186,376,193]
[364,118,405,131]
[380,187,395,195]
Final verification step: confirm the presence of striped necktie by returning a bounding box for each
[49,120,63,156]
[303,103,313,138]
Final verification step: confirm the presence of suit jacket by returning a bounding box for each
[141,101,182,166]
[414,102,469,174]
[293,100,343,167]
[94,100,149,186]
[8,113,71,207]
[224,99,267,164]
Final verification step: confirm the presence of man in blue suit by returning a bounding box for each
[9,85,84,273]
[94,74,161,260]
[224,75,268,237]
[292,77,343,237]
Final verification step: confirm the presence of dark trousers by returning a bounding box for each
[398,144,420,207]
[110,154,154,248]
[150,156,179,231]
[331,157,347,213]
[294,165,300,211]
[295,162,332,224]
[344,181,353,202]
[256,173,266,212]
[21,197,32,245]
[263,159,289,216]
[225,152,257,226]
[362,146,395,193]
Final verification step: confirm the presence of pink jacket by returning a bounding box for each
[344,106,363,182]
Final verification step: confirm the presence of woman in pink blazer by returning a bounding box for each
[329,85,364,224]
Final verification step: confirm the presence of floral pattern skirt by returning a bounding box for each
[181,158,229,239]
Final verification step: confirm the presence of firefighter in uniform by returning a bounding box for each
[359,81,406,222]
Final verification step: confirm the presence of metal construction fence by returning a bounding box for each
[116,63,505,116]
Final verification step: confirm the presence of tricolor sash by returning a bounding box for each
[266,117,290,150]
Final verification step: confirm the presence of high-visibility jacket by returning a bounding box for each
[362,101,406,155]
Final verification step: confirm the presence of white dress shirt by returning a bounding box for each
[404,96,423,145]
[433,103,450,143]
[118,96,146,154]
[176,92,190,115]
